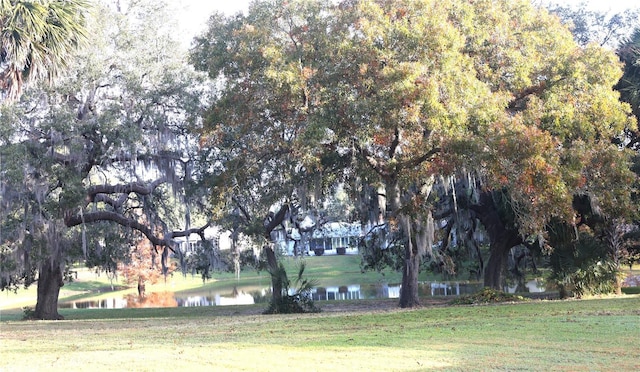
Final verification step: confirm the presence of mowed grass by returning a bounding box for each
[1,258,640,371]
[1,296,639,371]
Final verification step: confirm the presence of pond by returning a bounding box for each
[59,279,548,309]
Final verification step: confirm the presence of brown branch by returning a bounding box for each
[263,203,290,239]
[169,223,212,239]
[64,210,210,249]
[507,78,565,112]
[102,152,184,166]
[389,126,400,159]
[353,142,390,178]
[355,139,440,178]
[65,210,166,246]
[232,196,252,223]
[89,193,129,210]
[87,177,167,199]
[507,81,547,111]
[396,147,441,171]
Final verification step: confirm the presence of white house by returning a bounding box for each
[272,221,362,256]
[173,226,231,255]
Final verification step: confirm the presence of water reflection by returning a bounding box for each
[176,289,257,307]
[125,292,178,308]
[58,282,467,309]
[505,279,547,294]
[60,291,178,309]
[60,280,548,309]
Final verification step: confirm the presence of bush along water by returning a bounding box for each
[449,288,528,305]
[264,261,321,314]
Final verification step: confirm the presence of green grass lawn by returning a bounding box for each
[1,258,640,371]
[1,296,638,371]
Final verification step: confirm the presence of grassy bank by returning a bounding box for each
[1,296,639,371]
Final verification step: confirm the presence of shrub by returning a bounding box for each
[622,287,640,295]
[547,232,619,298]
[449,288,528,305]
[264,261,321,314]
[22,306,36,320]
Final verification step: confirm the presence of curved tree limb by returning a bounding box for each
[64,210,211,250]
[87,177,167,198]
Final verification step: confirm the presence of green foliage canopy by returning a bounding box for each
[0,0,210,318]
[0,0,90,101]
[192,0,636,304]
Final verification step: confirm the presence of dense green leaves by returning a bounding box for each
[0,0,211,318]
[0,0,90,101]
[617,28,640,125]
[192,0,637,304]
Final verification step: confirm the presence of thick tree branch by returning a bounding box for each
[65,210,165,246]
[170,222,212,239]
[232,196,253,223]
[354,142,390,178]
[95,152,184,168]
[507,78,564,112]
[263,203,290,239]
[64,210,210,249]
[507,81,547,111]
[389,126,400,159]
[396,147,441,171]
[89,193,129,210]
[87,177,166,200]
[355,139,440,178]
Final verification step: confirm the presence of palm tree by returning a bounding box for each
[0,0,89,102]
[616,28,640,120]
[613,28,640,152]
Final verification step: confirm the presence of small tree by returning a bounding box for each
[119,236,173,297]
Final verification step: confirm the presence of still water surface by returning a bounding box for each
[60,280,548,309]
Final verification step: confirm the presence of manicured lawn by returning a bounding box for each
[1,296,639,371]
[1,259,640,370]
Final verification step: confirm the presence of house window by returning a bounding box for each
[188,241,202,253]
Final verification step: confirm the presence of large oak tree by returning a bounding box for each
[190,0,339,311]
[0,0,210,319]
[191,0,635,307]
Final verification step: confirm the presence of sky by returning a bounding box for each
[175,0,640,46]
[175,0,250,45]
[544,0,640,12]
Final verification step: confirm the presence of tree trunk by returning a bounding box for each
[484,240,511,290]
[470,191,522,290]
[614,277,622,296]
[474,242,485,282]
[137,276,146,297]
[387,175,423,308]
[231,227,240,279]
[265,244,282,305]
[34,260,64,320]
[399,240,421,308]
[263,204,292,309]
